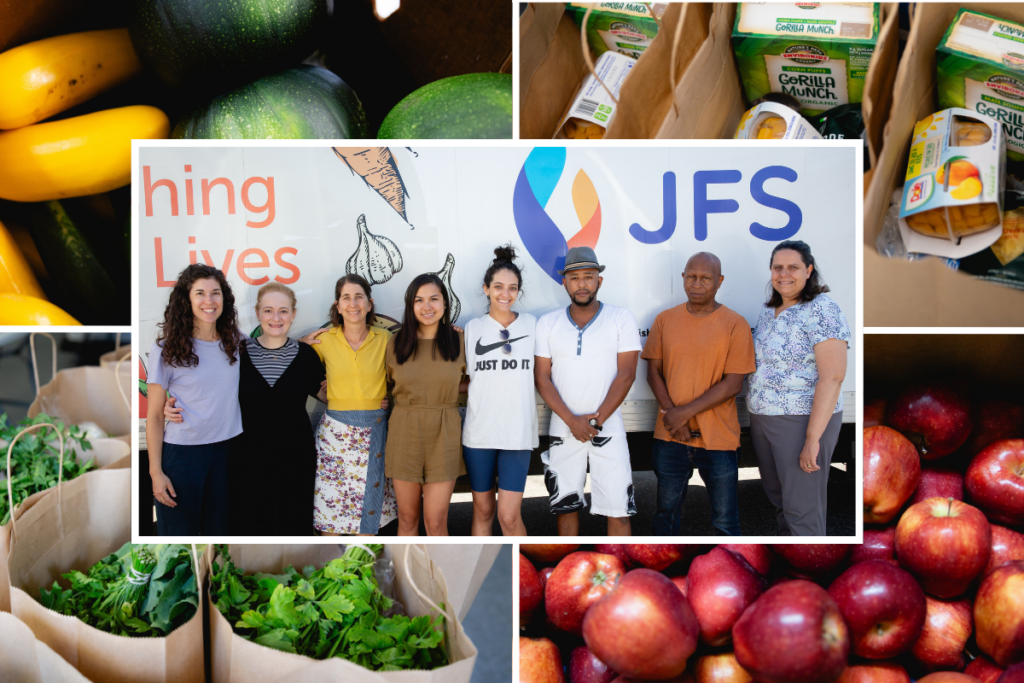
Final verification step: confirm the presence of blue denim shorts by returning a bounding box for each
[462,447,532,493]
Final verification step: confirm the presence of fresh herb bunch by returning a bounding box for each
[0,413,92,526]
[210,544,449,672]
[39,543,199,637]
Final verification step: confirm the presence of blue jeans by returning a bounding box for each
[651,439,740,536]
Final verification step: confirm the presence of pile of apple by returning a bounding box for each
[520,537,1022,682]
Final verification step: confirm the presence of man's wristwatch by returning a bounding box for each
[588,417,603,432]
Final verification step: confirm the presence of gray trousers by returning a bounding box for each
[749,411,843,537]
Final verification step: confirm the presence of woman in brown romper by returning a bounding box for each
[385,273,467,536]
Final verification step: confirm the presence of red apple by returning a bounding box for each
[594,544,635,569]
[694,653,754,683]
[836,662,911,683]
[909,465,965,507]
[732,580,849,683]
[686,547,767,647]
[521,553,544,626]
[998,663,1024,683]
[569,646,617,683]
[523,544,581,564]
[865,398,888,428]
[520,636,565,683]
[917,674,985,683]
[828,560,926,659]
[975,560,1024,667]
[771,544,851,579]
[864,426,922,523]
[965,655,1005,683]
[986,525,1024,577]
[546,552,625,636]
[895,497,992,598]
[720,543,774,576]
[671,575,688,598]
[624,544,699,572]
[582,568,699,681]
[965,439,1024,526]
[887,383,974,459]
[612,674,694,683]
[848,527,897,566]
[963,401,1024,456]
[909,596,973,671]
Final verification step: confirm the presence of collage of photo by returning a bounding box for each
[1,2,1023,683]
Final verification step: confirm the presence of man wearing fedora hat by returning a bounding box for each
[534,246,642,536]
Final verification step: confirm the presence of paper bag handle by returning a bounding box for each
[114,333,124,352]
[29,332,57,397]
[114,353,132,414]
[667,3,689,119]
[6,422,64,541]
[191,543,202,592]
[403,544,461,649]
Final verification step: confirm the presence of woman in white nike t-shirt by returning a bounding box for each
[462,245,539,536]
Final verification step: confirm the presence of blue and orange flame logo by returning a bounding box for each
[513,148,601,282]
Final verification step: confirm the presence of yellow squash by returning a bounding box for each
[0,105,169,202]
[0,29,142,130]
[0,293,80,325]
[0,218,46,299]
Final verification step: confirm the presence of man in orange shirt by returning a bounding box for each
[642,252,756,536]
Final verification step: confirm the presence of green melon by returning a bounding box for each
[172,66,367,139]
[128,0,328,89]
[378,73,512,139]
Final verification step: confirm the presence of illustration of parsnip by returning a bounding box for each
[346,214,403,285]
[332,147,410,225]
[432,252,460,323]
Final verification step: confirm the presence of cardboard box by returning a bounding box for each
[866,334,1024,394]
[937,9,1024,161]
[554,51,637,138]
[864,3,1024,326]
[732,3,881,116]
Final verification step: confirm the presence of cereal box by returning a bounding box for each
[566,3,668,59]
[554,51,636,139]
[732,3,880,116]
[937,9,1024,161]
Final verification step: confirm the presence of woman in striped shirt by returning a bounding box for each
[167,282,328,535]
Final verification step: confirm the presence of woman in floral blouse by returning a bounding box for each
[747,240,850,536]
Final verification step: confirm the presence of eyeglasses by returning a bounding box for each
[500,328,511,354]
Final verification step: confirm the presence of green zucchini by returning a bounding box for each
[378,73,512,139]
[30,200,122,324]
[172,66,367,139]
[128,0,328,89]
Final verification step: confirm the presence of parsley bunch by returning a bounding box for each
[1,413,93,526]
[38,543,200,637]
[210,544,449,672]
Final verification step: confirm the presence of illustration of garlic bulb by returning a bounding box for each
[431,252,460,323]
[345,214,403,285]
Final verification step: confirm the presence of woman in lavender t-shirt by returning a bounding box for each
[145,263,243,536]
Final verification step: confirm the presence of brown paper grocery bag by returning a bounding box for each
[605,3,734,140]
[27,334,131,443]
[98,335,131,371]
[519,3,589,140]
[862,5,900,168]
[0,612,94,683]
[6,467,205,683]
[210,544,478,683]
[423,545,500,621]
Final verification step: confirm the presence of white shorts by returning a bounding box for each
[541,435,636,518]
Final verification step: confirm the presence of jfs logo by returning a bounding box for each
[513,148,803,282]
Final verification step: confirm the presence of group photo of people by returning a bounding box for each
[136,145,857,539]
[141,238,852,538]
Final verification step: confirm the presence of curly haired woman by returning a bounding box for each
[146,263,243,535]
